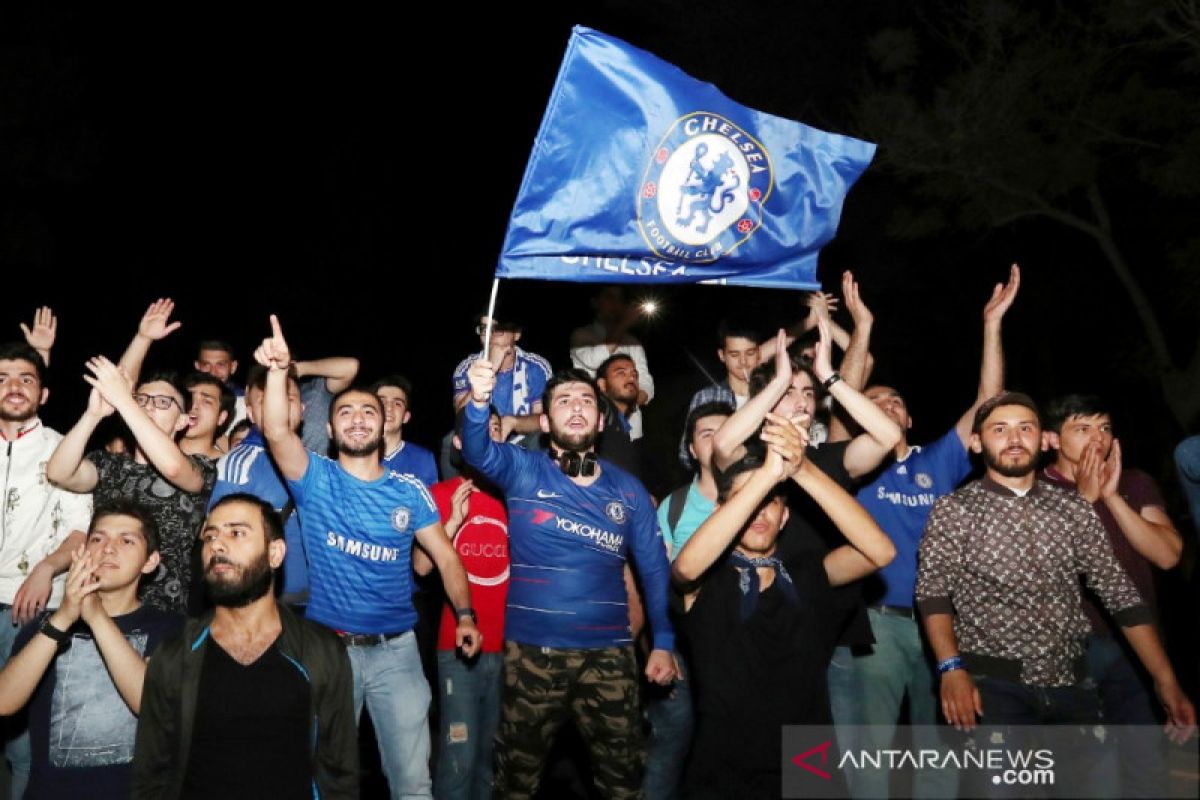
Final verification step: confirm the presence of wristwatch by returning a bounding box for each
[455,607,478,624]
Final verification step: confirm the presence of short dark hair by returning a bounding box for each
[595,353,635,383]
[328,385,384,424]
[686,401,735,447]
[794,329,819,351]
[245,364,298,395]
[182,371,236,432]
[137,370,185,406]
[197,339,235,358]
[714,454,786,504]
[90,499,161,555]
[370,374,415,411]
[227,418,253,443]
[716,319,761,349]
[971,391,1041,434]
[453,404,501,439]
[474,313,521,333]
[1043,394,1111,434]
[748,354,824,404]
[208,493,284,543]
[541,369,599,409]
[0,342,47,385]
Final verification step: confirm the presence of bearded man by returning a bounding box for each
[133,494,358,799]
[461,362,676,800]
[251,315,479,799]
[915,392,1194,797]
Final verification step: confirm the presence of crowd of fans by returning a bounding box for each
[0,271,1195,799]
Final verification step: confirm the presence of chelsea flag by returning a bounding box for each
[497,26,876,290]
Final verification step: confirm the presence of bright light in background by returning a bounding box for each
[640,299,660,316]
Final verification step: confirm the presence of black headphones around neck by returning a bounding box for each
[550,447,597,478]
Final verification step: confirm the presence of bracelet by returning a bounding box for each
[821,372,843,390]
[936,655,964,675]
[39,617,71,652]
[455,607,478,623]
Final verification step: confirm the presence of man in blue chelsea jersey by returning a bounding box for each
[462,359,676,800]
[253,315,480,799]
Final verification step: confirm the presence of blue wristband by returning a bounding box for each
[936,656,964,675]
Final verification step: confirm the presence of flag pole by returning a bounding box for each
[481,278,501,362]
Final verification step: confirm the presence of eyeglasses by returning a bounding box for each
[134,393,181,411]
[476,323,519,336]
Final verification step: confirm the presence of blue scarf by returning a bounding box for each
[731,550,800,621]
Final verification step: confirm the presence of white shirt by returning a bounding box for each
[0,420,93,605]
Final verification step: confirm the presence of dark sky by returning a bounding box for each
[2,2,1195,503]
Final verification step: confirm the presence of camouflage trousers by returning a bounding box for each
[493,640,644,799]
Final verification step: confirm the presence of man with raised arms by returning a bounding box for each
[462,359,676,800]
[253,315,480,799]
[839,264,1019,798]
[672,414,894,798]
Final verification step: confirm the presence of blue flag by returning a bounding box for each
[497,26,876,290]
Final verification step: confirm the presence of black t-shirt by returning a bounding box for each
[684,550,843,778]
[776,441,874,647]
[182,637,312,799]
[14,605,183,800]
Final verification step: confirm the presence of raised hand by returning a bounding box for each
[770,328,792,387]
[20,306,57,356]
[761,411,807,480]
[447,479,475,532]
[83,356,133,409]
[983,263,1021,324]
[803,291,840,330]
[57,545,104,627]
[138,298,182,341]
[85,383,116,420]
[842,271,873,328]
[812,316,835,384]
[467,359,496,404]
[1075,442,1105,503]
[253,315,292,370]
[1100,439,1122,500]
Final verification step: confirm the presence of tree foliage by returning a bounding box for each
[853,0,1200,426]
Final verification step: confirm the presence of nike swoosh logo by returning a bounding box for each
[536,490,562,499]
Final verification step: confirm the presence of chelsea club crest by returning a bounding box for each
[637,112,773,264]
[605,501,627,524]
[391,508,411,533]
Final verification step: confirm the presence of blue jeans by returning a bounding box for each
[434,650,503,800]
[828,644,863,759]
[1,607,31,800]
[1086,634,1168,799]
[839,611,957,799]
[968,675,1105,799]
[347,631,433,799]
[643,650,693,800]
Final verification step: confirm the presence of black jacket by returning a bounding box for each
[132,602,358,799]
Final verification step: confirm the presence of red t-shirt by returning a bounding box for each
[431,477,509,653]
[1041,467,1163,636]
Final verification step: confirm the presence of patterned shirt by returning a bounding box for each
[88,450,216,614]
[915,477,1152,686]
